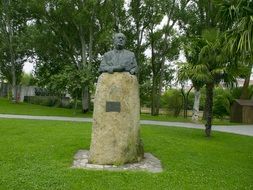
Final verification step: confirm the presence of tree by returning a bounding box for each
[178,0,220,122]
[161,89,183,117]
[127,0,151,108]
[178,0,236,136]
[181,38,206,121]
[194,28,239,136]
[177,62,194,118]
[213,87,232,119]
[144,0,185,116]
[0,0,30,101]
[128,0,148,70]
[218,0,253,99]
[20,72,36,86]
[29,0,119,112]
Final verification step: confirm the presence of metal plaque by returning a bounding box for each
[106,101,121,112]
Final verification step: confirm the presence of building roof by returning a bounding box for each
[235,99,253,106]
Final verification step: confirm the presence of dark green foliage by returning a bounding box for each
[230,86,253,100]
[20,73,36,86]
[26,0,123,111]
[140,80,152,107]
[205,86,253,119]
[213,88,232,119]
[161,89,183,117]
[0,0,33,101]
[24,96,59,107]
[248,85,253,99]
[187,92,195,109]
[48,65,93,98]
[213,95,230,119]
[217,0,253,54]
[24,96,70,108]
[199,87,206,111]
[231,87,243,100]
[1,0,252,123]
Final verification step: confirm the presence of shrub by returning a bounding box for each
[185,91,194,110]
[24,96,71,108]
[213,88,232,119]
[161,89,183,117]
[199,87,206,111]
[230,85,253,100]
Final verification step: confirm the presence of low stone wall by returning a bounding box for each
[0,83,36,102]
[0,83,9,97]
[18,86,36,102]
[24,96,71,108]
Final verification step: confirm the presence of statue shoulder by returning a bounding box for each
[124,49,135,57]
[102,50,114,59]
[104,50,113,56]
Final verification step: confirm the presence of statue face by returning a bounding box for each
[114,33,126,50]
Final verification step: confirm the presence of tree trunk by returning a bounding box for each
[79,25,90,112]
[192,88,201,122]
[151,75,159,116]
[185,87,193,118]
[4,0,17,102]
[81,15,94,114]
[149,2,177,116]
[184,96,188,118]
[205,83,214,137]
[82,86,89,113]
[150,25,159,116]
[202,95,208,120]
[74,96,78,114]
[88,9,94,66]
[240,63,252,99]
[155,4,177,117]
[181,88,186,118]
[11,65,17,102]
[113,1,120,32]
[181,85,193,118]
[154,89,160,115]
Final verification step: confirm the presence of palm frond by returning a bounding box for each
[221,0,253,54]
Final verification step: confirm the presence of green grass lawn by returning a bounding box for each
[0,98,92,117]
[140,113,191,122]
[0,118,252,190]
[0,98,238,125]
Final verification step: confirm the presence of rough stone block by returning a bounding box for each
[89,72,143,165]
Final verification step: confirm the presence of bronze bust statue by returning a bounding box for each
[99,33,138,75]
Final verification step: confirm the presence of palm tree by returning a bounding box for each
[193,29,236,137]
[218,0,253,99]
[177,61,203,121]
[177,63,193,118]
[180,38,206,121]
[218,0,253,53]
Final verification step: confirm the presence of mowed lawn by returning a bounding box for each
[0,119,252,190]
[0,98,91,117]
[0,98,236,124]
[0,98,189,122]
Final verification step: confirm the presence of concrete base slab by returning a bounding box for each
[72,150,163,173]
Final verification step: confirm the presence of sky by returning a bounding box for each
[23,61,34,73]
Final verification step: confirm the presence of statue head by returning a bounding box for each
[113,33,126,50]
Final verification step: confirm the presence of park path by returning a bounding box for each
[0,114,253,137]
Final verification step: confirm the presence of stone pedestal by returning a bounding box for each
[89,72,143,165]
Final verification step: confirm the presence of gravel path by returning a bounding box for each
[0,114,253,137]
